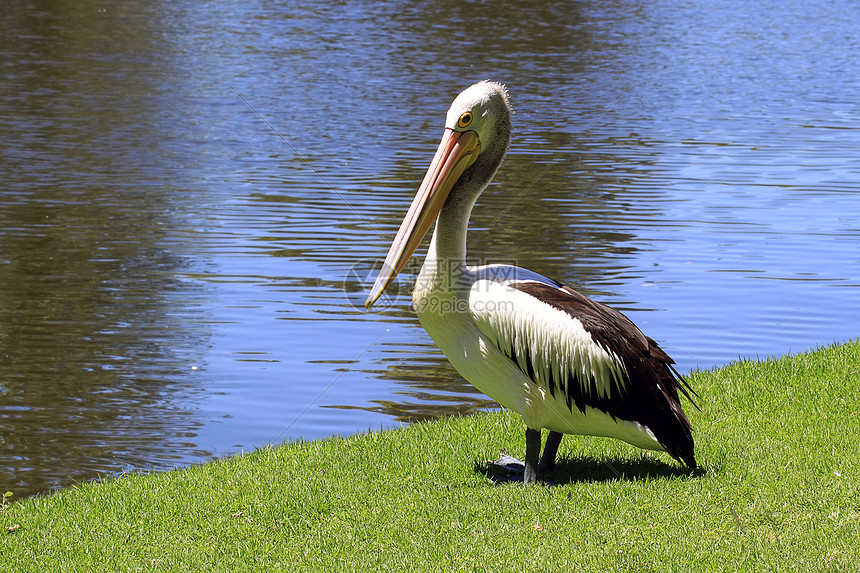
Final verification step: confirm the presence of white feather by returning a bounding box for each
[469,278,628,400]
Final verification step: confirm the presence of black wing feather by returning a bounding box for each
[509,281,697,467]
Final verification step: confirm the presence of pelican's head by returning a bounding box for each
[443,80,511,155]
[365,81,512,309]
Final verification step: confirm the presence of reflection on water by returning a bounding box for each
[328,343,498,424]
[1,0,858,497]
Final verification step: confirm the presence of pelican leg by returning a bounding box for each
[538,431,563,475]
[523,428,541,484]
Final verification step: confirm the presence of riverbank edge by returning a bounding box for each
[3,340,859,571]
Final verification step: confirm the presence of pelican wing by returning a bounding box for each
[469,278,696,464]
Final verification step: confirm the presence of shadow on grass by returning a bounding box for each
[475,454,706,485]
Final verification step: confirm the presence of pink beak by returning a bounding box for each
[366,128,480,308]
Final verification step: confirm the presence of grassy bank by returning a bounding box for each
[3,341,859,571]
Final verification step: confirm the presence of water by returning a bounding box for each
[1,0,858,498]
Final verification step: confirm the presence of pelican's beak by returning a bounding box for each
[365,128,480,309]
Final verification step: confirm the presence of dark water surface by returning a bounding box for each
[1,0,858,497]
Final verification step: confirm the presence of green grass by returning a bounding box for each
[3,341,859,572]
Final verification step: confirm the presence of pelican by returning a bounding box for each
[366,81,696,483]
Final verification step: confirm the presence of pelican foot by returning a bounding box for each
[492,453,525,473]
[489,454,554,485]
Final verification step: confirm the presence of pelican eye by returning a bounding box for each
[457,111,473,128]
